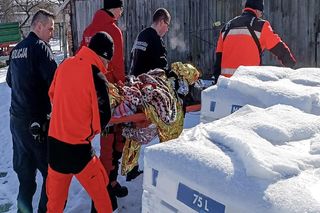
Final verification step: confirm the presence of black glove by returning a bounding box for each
[29,119,49,143]
[101,125,114,137]
[166,69,179,79]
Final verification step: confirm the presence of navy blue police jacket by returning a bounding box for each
[6,32,57,120]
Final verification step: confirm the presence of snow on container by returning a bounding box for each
[143,104,320,213]
[201,66,320,123]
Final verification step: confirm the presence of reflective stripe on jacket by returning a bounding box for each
[129,27,168,76]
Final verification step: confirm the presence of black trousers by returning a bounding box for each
[10,114,48,213]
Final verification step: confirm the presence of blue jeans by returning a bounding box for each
[10,114,48,213]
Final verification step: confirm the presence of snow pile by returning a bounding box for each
[201,66,320,122]
[143,104,320,213]
[0,69,16,212]
[0,67,7,83]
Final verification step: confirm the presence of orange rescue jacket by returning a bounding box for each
[213,8,296,80]
[79,9,125,84]
[49,46,108,145]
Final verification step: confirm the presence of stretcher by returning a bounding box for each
[109,104,201,124]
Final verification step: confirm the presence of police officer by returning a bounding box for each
[6,9,57,213]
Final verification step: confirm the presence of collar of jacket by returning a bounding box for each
[103,9,115,18]
[28,31,51,46]
[76,46,107,74]
[243,8,258,17]
[92,9,115,26]
[149,26,161,38]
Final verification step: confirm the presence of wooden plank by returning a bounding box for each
[202,0,208,73]
[308,0,317,67]
[0,25,20,43]
[298,0,309,66]
[317,33,320,67]
[290,0,299,65]
[281,0,292,63]
[0,22,19,30]
[317,0,320,67]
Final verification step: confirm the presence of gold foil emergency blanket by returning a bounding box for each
[119,69,185,174]
[121,139,141,176]
[144,101,184,142]
[138,70,177,125]
[122,124,158,144]
[142,72,184,142]
[108,82,123,109]
[171,62,200,85]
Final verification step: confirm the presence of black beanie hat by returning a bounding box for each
[245,0,264,11]
[104,0,123,10]
[88,32,114,61]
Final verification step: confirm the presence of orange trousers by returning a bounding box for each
[99,125,124,176]
[46,156,112,213]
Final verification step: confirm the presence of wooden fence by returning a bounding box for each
[70,0,320,78]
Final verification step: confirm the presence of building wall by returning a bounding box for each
[71,0,320,77]
[263,0,320,67]
[70,0,102,51]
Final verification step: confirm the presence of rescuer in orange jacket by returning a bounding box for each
[79,0,127,211]
[46,32,114,213]
[213,0,296,82]
[79,1,125,84]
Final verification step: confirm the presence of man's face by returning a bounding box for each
[113,7,123,20]
[100,57,110,69]
[256,10,263,18]
[158,19,170,37]
[38,18,54,43]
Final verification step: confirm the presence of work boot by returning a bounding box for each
[111,181,128,198]
[108,184,118,211]
[126,165,143,181]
